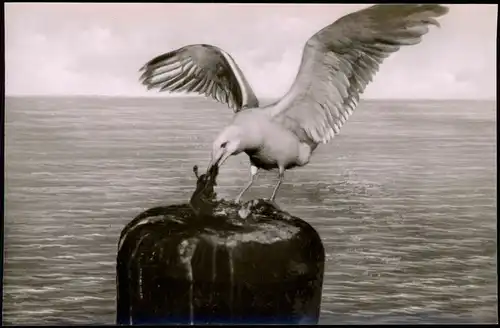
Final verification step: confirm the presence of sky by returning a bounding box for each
[4,3,498,100]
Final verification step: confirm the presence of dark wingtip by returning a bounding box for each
[416,4,449,17]
[435,4,450,16]
[424,4,450,28]
[138,62,149,73]
[138,69,151,82]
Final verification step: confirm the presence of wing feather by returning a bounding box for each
[139,44,260,112]
[268,4,449,144]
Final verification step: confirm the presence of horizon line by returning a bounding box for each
[4,94,496,102]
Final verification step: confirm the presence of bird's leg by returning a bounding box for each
[235,165,259,203]
[269,167,285,202]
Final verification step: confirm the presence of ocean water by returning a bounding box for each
[3,96,497,325]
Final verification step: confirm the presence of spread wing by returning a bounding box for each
[139,44,260,112]
[269,4,449,144]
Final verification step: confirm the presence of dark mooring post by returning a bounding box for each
[116,165,325,325]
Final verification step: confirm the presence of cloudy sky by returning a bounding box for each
[5,3,498,99]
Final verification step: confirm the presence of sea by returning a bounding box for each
[3,96,497,325]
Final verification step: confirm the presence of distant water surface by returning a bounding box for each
[3,96,497,324]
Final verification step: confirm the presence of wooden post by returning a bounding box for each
[116,167,325,325]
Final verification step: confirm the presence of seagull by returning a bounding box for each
[139,4,449,203]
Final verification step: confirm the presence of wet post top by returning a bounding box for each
[116,165,325,325]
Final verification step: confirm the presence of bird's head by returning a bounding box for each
[207,125,243,171]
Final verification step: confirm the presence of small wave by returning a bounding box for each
[56,295,105,303]
[7,286,60,294]
[53,255,76,260]
[74,252,108,258]
[10,243,79,249]
[7,308,59,315]
[7,256,49,261]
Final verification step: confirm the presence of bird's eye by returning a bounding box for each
[221,142,228,148]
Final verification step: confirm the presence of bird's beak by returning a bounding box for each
[207,148,231,171]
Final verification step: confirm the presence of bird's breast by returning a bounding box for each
[244,126,311,171]
[238,112,313,170]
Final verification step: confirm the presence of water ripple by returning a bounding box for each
[3,97,497,325]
